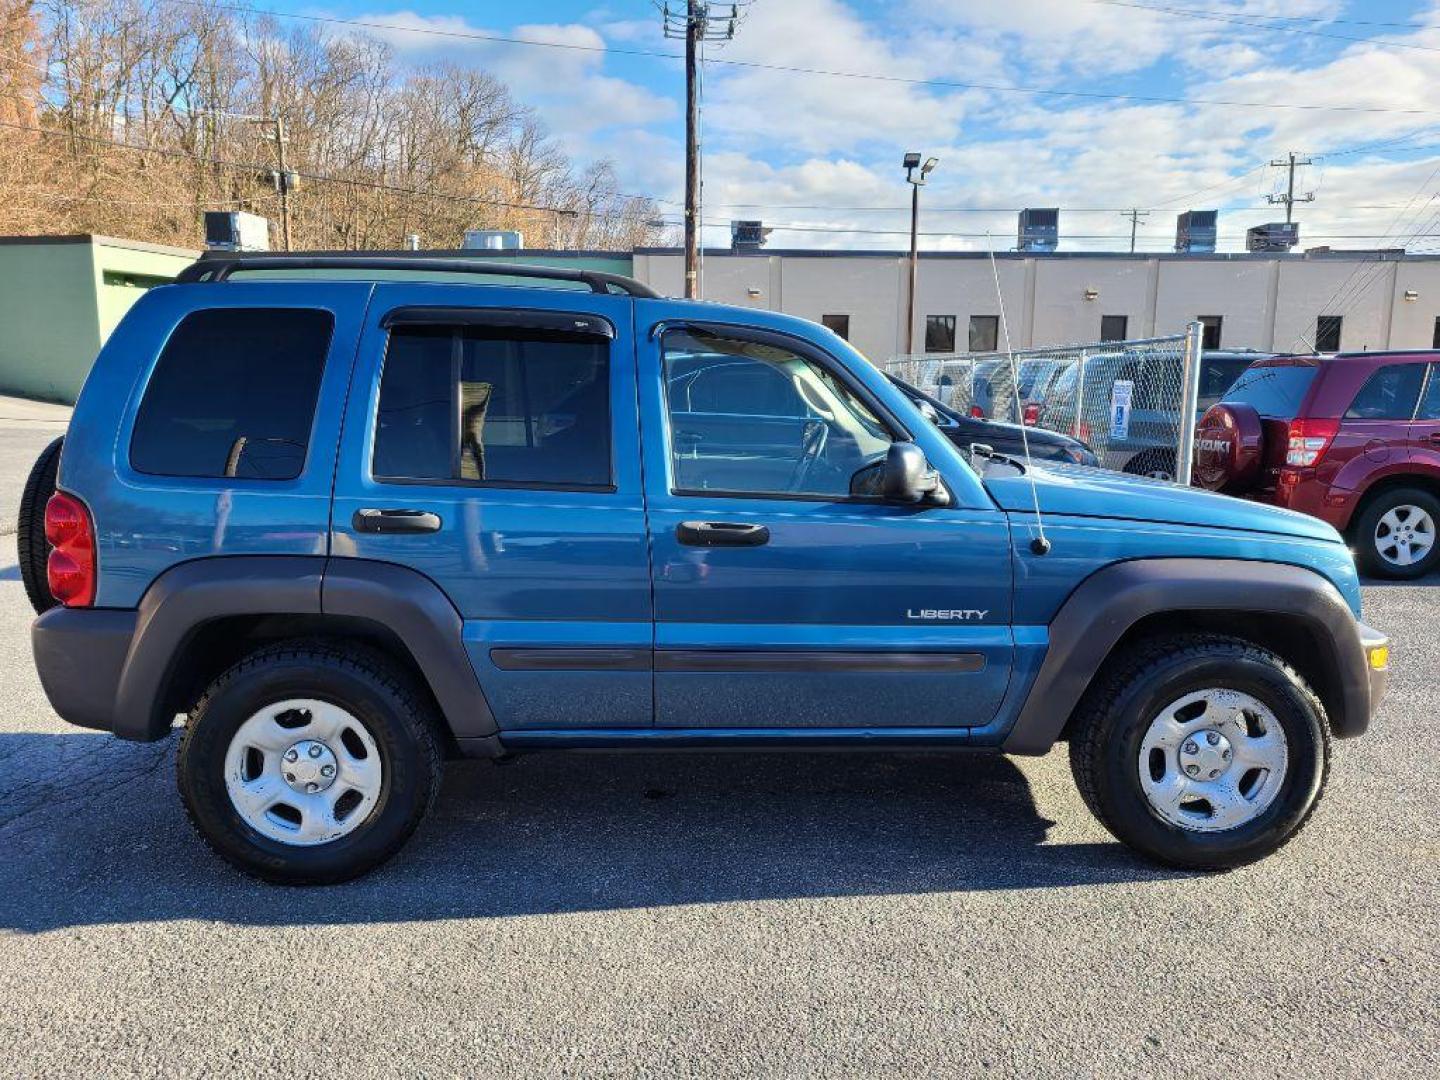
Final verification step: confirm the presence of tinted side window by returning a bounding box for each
[130,308,333,480]
[1345,363,1425,420]
[373,325,611,488]
[1199,357,1252,403]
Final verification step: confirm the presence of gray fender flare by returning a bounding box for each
[116,556,325,741]
[114,556,497,747]
[1001,558,1373,755]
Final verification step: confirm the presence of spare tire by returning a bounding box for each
[17,436,63,614]
[1193,402,1264,493]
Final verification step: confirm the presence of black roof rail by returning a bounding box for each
[174,251,661,298]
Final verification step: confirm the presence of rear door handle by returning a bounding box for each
[353,508,443,534]
[675,520,770,547]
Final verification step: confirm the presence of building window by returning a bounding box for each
[821,314,850,340]
[1315,315,1343,352]
[1100,315,1128,342]
[924,315,956,353]
[968,315,999,352]
[373,324,612,488]
[1199,315,1223,350]
[130,307,333,480]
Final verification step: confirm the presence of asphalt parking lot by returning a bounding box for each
[0,415,1436,1079]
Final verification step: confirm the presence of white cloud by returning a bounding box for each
[345,11,675,136]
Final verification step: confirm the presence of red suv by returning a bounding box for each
[1194,351,1440,579]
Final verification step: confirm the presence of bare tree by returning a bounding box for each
[4,0,666,250]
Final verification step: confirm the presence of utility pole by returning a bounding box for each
[1119,209,1150,253]
[252,115,294,250]
[1267,151,1314,224]
[664,3,737,299]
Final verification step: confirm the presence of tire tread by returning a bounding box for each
[177,639,442,885]
[1068,632,1331,870]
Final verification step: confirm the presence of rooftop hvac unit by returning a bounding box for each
[463,229,523,251]
[1175,210,1217,253]
[730,220,771,253]
[203,211,271,252]
[1246,222,1299,252]
[1018,208,1059,252]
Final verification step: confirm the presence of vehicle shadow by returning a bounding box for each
[0,733,1188,932]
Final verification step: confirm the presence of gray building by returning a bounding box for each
[631,247,1440,361]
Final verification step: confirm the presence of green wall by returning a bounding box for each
[0,241,104,404]
[0,237,196,404]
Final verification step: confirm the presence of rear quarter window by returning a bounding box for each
[130,308,334,480]
[1221,365,1317,417]
[1344,363,1425,420]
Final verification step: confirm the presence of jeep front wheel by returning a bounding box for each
[1069,634,1329,870]
[177,642,442,884]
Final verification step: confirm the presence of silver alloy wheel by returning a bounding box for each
[1137,688,1288,832]
[1143,467,1175,481]
[223,698,383,846]
[1374,503,1436,568]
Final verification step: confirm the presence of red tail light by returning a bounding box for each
[1078,420,1093,444]
[45,492,96,607]
[1022,402,1041,426]
[969,404,985,418]
[1286,418,1339,467]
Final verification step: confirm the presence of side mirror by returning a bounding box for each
[882,441,950,506]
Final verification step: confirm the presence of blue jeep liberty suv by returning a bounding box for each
[22,254,1390,884]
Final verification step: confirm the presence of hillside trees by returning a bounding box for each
[0,0,667,249]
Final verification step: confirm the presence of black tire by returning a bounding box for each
[1068,633,1329,871]
[1122,449,1177,482]
[1351,486,1440,580]
[177,642,443,885]
[17,436,63,615]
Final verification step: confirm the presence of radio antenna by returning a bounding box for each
[987,234,1051,555]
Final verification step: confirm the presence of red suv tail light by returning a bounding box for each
[969,404,985,418]
[45,492,96,607]
[1285,418,1339,467]
[1022,402,1041,426]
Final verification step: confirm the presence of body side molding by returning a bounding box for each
[1002,558,1376,755]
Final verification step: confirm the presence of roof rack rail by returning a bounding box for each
[174,251,661,298]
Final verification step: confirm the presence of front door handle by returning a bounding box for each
[675,520,770,547]
[353,508,443,534]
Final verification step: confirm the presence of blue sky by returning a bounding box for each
[292,1,1440,251]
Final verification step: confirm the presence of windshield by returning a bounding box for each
[1222,365,1318,417]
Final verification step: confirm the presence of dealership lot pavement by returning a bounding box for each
[0,423,1435,1079]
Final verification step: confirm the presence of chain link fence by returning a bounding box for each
[886,326,1207,481]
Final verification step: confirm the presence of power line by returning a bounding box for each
[166,0,1440,117]
[1088,0,1440,55]
[0,118,656,222]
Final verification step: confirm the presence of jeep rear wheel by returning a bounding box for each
[1353,486,1440,580]
[1069,634,1329,870]
[178,642,442,885]
[17,436,63,615]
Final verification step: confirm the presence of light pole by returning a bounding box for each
[903,152,938,355]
